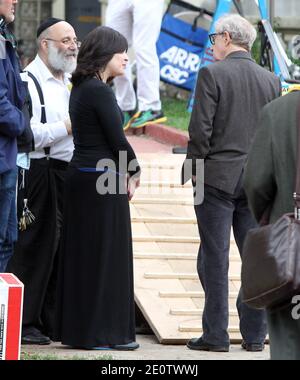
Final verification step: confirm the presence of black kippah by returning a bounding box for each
[37,17,64,38]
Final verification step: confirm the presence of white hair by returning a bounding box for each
[47,41,77,74]
[215,14,257,51]
[37,29,50,49]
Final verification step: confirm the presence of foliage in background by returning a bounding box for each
[162,96,190,132]
[252,37,262,65]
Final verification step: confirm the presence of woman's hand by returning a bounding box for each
[127,175,140,201]
[64,118,72,135]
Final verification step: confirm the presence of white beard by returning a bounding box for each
[47,42,77,74]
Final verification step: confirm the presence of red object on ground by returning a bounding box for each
[0,273,24,360]
[144,124,188,147]
[126,123,189,149]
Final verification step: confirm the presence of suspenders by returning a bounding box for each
[27,71,50,157]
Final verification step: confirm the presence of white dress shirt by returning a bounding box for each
[26,55,74,162]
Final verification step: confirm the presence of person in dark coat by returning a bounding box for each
[244,90,300,360]
[7,18,78,345]
[54,26,141,350]
[0,0,26,272]
[183,14,282,352]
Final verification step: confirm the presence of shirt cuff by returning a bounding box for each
[50,121,68,140]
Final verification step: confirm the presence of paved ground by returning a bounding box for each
[127,135,173,154]
[21,334,270,361]
[20,136,269,361]
[116,135,269,361]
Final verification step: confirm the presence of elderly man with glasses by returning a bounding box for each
[183,14,282,352]
[7,18,79,345]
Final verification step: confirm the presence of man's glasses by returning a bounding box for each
[45,38,81,48]
[208,32,225,45]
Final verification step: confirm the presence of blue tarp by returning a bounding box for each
[157,13,208,91]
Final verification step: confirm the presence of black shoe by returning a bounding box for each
[241,341,265,352]
[21,326,51,345]
[172,146,187,154]
[112,342,140,351]
[187,337,229,352]
[90,342,140,351]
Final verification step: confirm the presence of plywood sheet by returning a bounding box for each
[133,154,243,344]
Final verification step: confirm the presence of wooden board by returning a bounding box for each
[133,154,243,344]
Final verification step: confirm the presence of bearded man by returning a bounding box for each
[7,18,79,345]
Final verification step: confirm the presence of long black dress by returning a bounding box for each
[55,78,140,348]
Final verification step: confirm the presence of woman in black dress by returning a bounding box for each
[55,26,141,350]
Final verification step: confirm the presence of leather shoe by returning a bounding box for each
[241,341,265,352]
[91,342,140,351]
[187,337,229,352]
[112,342,140,351]
[21,327,51,345]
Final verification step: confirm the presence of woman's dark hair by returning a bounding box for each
[72,26,128,87]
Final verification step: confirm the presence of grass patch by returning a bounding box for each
[21,352,113,361]
[162,96,191,131]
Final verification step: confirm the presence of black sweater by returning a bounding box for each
[70,78,140,176]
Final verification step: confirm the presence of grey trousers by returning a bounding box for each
[194,183,267,346]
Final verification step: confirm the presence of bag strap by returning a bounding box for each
[27,71,50,157]
[294,96,300,218]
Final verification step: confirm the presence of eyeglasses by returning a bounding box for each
[45,38,81,48]
[208,32,231,45]
[208,33,225,45]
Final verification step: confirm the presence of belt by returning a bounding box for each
[32,157,69,171]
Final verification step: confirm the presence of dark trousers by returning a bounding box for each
[194,182,267,346]
[0,167,18,273]
[7,159,67,337]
